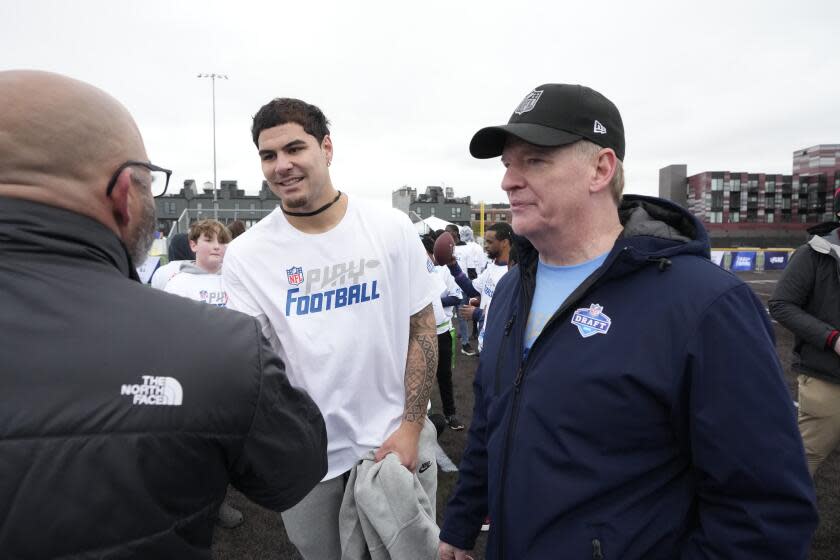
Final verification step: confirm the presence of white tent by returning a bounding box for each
[414,215,456,235]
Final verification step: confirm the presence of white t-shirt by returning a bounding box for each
[150,260,187,290]
[467,241,488,273]
[453,244,471,273]
[428,260,462,335]
[473,261,509,352]
[223,197,437,480]
[163,264,229,308]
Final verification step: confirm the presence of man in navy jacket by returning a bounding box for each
[438,83,817,559]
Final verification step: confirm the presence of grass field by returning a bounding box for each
[213,269,839,559]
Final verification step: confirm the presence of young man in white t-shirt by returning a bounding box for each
[446,225,478,356]
[222,98,439,560]
[453,222,513,353]
[422,234,465,432]
[460,226,488,275]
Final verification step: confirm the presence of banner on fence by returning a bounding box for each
[764,251,789,270]
[731,251,757,272]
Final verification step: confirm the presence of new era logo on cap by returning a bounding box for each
[469,83,625,161]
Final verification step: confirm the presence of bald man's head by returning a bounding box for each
[0,70,157,263]
[0,70,146,203]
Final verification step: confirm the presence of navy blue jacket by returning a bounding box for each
[440,195,817,559]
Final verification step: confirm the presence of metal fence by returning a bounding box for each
[166,208,274,238]
[711,248,795,272]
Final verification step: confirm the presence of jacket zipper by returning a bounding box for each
[592,538,604,560]
[495,247,631,559]
[494,315,516,396]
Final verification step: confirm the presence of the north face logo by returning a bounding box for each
[121,376,183,406]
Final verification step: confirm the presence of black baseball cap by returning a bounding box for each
[469,84,625,161]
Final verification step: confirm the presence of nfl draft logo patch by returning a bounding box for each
[514,89,543,115]
[286,266,304,286]
[571,303,612,338]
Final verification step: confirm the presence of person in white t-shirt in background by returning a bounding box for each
[460,226,488,275]
[448,222,513,354]
[446,225,477,356]
[222,97,440,560]
[422,234,465,432]
[163,219,231,308]
[149,232,195,290]
[154,219,239,528]
[460,226,487,351]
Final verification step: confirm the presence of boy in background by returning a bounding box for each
[164,220,231,307]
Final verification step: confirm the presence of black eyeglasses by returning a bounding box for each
[105,160,173,198]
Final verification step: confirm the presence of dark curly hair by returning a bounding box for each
[251,98,331,146]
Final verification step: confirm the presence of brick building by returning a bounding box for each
[660,144,840,247]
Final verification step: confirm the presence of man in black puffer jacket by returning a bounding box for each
[771,214,840,476]
[0,70,328,559]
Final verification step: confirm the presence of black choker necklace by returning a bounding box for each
[282,191,343,217]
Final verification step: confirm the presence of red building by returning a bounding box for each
[660,144,840,247]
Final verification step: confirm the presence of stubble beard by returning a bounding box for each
[282,194,309,210]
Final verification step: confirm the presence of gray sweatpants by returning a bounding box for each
[281,418,438,560]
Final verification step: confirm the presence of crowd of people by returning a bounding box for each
[0,69,828,560]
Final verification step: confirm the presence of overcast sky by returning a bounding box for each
[4,0,839,205]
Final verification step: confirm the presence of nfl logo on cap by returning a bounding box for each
[514,90,543,115]
[469,83,625,162]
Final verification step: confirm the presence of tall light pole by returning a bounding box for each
[197,73,228,220]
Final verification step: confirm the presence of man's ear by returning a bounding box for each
[590,149,617,195]
[109,168,133,227]
[188,238,198,252]
[321,134,333,162]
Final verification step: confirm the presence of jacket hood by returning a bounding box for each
[514,194,710,277]
[460,227,475,243]
[176,261,218,275]
[808,227,840,257]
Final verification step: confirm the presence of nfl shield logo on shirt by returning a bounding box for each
[571,303,612,338]
[286,266,304,286]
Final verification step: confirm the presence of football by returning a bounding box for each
[433,231,455,266]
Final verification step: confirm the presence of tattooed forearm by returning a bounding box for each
[403,303,438,424]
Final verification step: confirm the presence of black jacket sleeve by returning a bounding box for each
[230,331,328,511]
[769,245,835,350]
